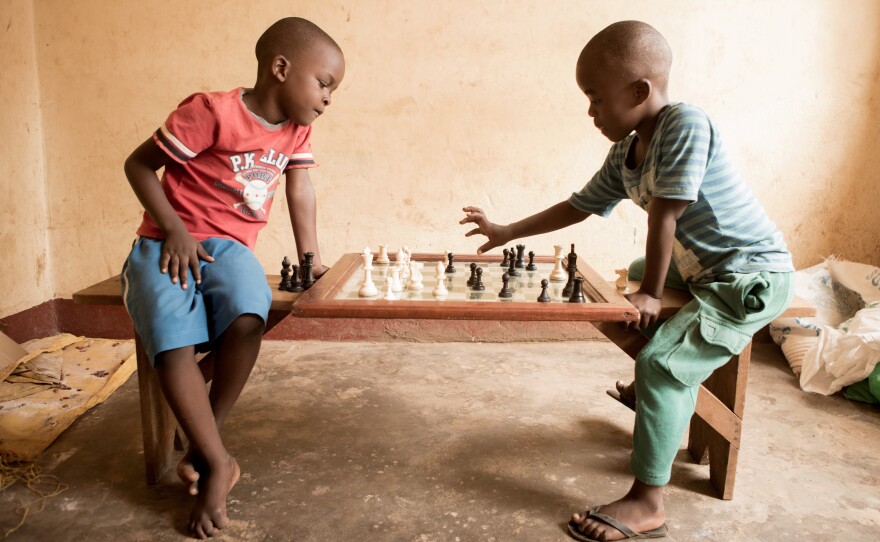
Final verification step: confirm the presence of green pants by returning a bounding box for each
[627,258,794,485]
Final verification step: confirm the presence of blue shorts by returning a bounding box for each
[121,237,272,365]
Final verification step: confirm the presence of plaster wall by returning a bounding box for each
[0,1,52,317]
[2,0,879,318]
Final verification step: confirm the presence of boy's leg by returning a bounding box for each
[155,346,240,539]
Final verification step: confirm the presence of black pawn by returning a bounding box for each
[445,252,456,273]
[467,262,478,287]
[562,267,576,297]
[472,267,485,291]
[500,248,510,267]
[301,252,315,289]
[537,279,551,302]
[507,253,520,277]
[498,272,513,298]
[288,264,304,292]
[280,257,292,290]
[525,250,537,271]
[515,244,526,268]
[568,277,586,303]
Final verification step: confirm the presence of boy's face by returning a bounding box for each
[278,42,345,126]
[575,56,641,143]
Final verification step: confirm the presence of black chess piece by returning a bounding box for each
[288,264,304,292]
[537,279,551,302]
[301,252,315,289]
[567,243,578,273]
[562,267,576,297]
[472,267,485,291]
[515,244,526,268]
[445,252,456,273]
[568,277,586,303]
[525,250,537,271]
[280,256,292,290]
[507,253,520,277]
[498,272,513,298]
[467,262,477,287]
[500,248,510,267]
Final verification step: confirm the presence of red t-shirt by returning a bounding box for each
[136,88,318,249]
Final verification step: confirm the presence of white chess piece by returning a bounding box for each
[362,247,373,270]
[432,261,448,299]
[358,267,378,297]
[615,268,629,292]
[408,261,424,290]
[550,244,567,282]
[390,266,404,292]
[396,247,406,266]
[376,244,390,264]
[383,276,396,300]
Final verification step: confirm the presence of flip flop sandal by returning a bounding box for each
[567,506,668,541]
[605,388,636,412]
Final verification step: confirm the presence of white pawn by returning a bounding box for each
[407,260,424,290]
[383,276,396,300]
[550,244,567,282]
[358,267,378,297]
[376,244,390,264]
[390,266,404,292]
[432,261,448,299]
[362,247,373,270]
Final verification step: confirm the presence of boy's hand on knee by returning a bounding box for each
[160,229,215,289]
[625,290,662,329]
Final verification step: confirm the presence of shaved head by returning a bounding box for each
[255,17,341,67]
[578,21,672,91]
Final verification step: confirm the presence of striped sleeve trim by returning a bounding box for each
[154,124,197,164]
[285,152,317,169]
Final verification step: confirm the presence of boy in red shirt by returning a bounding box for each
[122,17,344,538]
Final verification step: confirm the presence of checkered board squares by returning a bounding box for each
[334,261,593,303]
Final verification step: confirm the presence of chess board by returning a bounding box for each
[293,253,637,322]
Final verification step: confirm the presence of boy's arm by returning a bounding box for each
[627,196,690,328]
[285,168,328,277]
[123,137,214,290]
[460,201,590,254]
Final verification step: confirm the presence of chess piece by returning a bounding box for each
[361,247,373,270]
[288,264,304,292]
[537,279,551,302]
[358,267,378,297]
[567,243,578,273]
[498,272,513,298]
[562,267,576,297]
[376,244,390,264]
[280,256,292,290]
[383,276,396,300]
[472,267,485,291]
[432,261,448,299]
[507,253,520,277]
[500,248,510,267]
[515,244,526,268]
[407,261,424,290]
[301,252,316,289]
[390,266,404,292]
[467,262,478,287]
[396,247,406,266]
[550,244,567,281]
[568,277,586,303]
[526,250,537,271]
[445,252,456,273]
[615,268,629,292]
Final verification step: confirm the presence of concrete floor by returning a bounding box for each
[1,340,879,541]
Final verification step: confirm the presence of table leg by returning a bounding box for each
[135,333,178,485]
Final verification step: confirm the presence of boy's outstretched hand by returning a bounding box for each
[160,228,215,290]
[624,290,662,329]
[460,206,512,254]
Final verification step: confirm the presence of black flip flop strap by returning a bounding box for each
[587,509,639,538]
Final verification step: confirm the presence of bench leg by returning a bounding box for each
[135,333,178,484]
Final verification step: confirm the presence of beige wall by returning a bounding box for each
[2,0,879,318]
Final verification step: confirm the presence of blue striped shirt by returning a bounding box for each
[568,103,793,283]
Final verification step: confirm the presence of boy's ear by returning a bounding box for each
[271,55,291,82]
[633,79,651,105]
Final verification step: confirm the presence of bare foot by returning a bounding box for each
[569,482,665,541]
[188,454,240,539]
[178,450,201,496]
[615,380,636,407]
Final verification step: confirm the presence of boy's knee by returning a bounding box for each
[227,314,265,338]
[628,257,646,281]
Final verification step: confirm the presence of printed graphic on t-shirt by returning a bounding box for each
[213,150,289,219]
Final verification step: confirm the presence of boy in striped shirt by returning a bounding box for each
[122,18,344,538]
[461,20,793,541]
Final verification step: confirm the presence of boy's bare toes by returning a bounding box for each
[178,452,201,496]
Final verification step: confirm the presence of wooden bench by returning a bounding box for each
[73,274,301,484]
[593,283,815,500]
